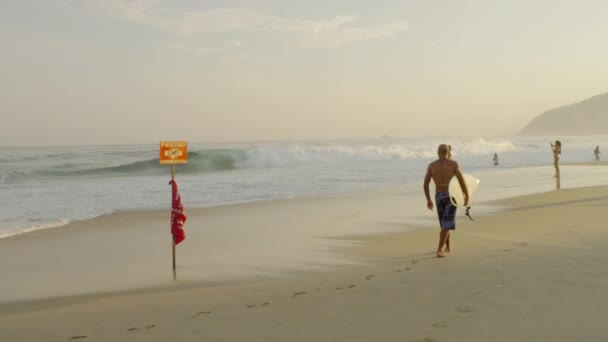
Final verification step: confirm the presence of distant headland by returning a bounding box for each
[518,92,608,136]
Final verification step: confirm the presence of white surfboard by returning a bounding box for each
[448,173,480,207]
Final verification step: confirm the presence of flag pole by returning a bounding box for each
[161,141,187,279]
[171,164,176,275]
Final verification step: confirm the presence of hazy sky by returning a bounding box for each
[2,0,608,146]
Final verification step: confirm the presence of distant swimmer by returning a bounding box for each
[493,153,499,166]
[551,140,562,176]
[594,145,601,162]
[423,144,468,258]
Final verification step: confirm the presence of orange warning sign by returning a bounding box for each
[160,141,188,164]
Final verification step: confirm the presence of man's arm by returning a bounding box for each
[423,168,433,210]
[454,165,469,206]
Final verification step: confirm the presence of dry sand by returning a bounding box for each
[2,186,608,341]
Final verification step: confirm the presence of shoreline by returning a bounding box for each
[3,185,608,340]
[3,162,608,241]
[3,164,608,304]
[2,182,607,300]
[0,181,425,304]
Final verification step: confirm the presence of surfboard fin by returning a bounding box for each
[465,206,474,221]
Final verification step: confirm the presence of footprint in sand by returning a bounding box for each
[193,311,212,318]
[336,285,356,290]
[431,320,450,328]
[503,248,514,252]
[246,302,270,308]
[127,325,155,332]
[365,275,375,280]
[515,243,528,247]
[292,291,307,298]
[394,269,403,272]
[455,305,473,313]
[411,260,419,265]
[69,336,88,340]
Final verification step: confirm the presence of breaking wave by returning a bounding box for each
[2,138,517,182]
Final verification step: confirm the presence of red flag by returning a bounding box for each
[169,180,186,245]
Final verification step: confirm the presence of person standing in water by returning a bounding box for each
[594,145,601,162]
[551,140,562,176]
[447,145,452,160]
[493,153,499,166]
[423,144,468,258]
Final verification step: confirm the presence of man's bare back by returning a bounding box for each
[426,159,461,193]
[423,149,468,210]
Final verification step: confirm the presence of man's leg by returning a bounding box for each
[444,231,451,253]
[437,229,449,257]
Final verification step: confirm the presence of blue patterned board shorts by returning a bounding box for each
[436,192,457,230]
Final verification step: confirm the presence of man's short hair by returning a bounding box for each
[438,144,448,157]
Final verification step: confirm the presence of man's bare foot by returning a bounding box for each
[444,248,451,253]
[436,251,447,258]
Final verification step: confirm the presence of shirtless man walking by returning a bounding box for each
[423,144,468,257]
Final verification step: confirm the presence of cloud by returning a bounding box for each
[294,20,409,48]
[168,43,223,56]
[68,1,408,50]
[168,40,245,56]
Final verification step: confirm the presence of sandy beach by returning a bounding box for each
[2,180,608,341]
[5,1,608,340]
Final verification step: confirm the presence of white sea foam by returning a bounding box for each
[238,137,518,168]
[0,219,71,239]
[1,136,608,237]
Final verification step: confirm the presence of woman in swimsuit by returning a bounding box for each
[551,140,561,176]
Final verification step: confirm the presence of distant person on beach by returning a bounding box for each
[447,145,452,159]
[423,144,468,258]
[493,153,499,166]
[551,140,561,176]
[594,145,601,162]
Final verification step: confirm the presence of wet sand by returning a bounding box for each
[2,185,608,341]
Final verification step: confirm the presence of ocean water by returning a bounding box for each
[2,135,608,238]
